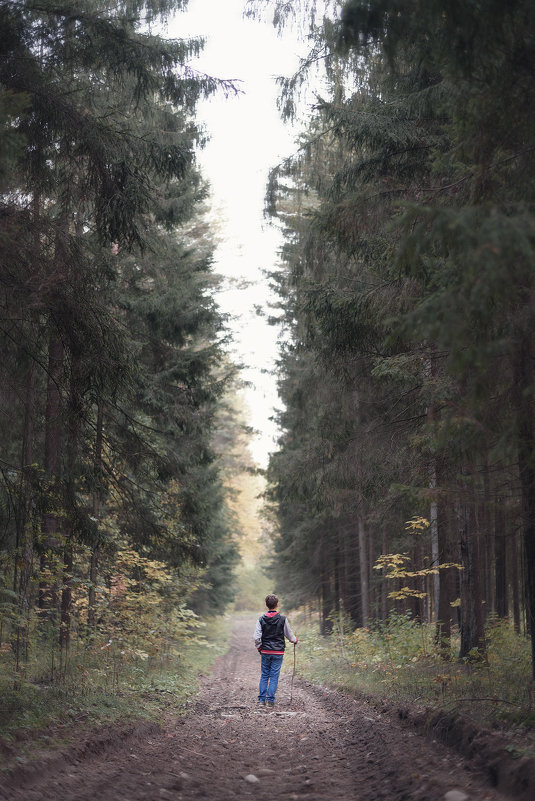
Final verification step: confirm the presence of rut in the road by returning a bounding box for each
[1,616,511,801]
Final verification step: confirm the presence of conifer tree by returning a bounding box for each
[338,0,535,672]
[258,0,535,673]
[0,0,240,666]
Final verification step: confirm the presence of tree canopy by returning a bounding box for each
[259,0,535,675]
[0,0,244,680]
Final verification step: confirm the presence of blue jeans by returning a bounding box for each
[258,653,284,703]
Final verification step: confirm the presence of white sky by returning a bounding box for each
[170,0,305,467]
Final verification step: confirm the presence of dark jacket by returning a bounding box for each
[259,611,286,652]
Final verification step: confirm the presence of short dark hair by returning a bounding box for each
[265,594,278,610]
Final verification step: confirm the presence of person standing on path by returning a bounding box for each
[254,593,297,708]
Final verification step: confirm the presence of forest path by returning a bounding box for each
[2,615,510,801]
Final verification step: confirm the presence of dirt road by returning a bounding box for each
[2,616,511,800]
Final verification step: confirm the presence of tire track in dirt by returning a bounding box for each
[1,615,512,801]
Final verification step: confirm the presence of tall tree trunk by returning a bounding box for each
[381,529,388,620]
[319,530,333,634]
[88,400,104,630]
[408,544,422,621]
[511,528,521,634]
[59,544,73,652]
[87,547,100,631]
[357,512,369,626]
[472,513,486,653]
[435,502,452,653]
[320,565,332,634]
[14,361,36,673]
[353,387,369,626]
[494,495,508,618]
[333,536,341,617]
[424,355,440,622]
[368,523,375,621]
[38,331,64,624]
[514,338,535,679]
[60,356,81,649]
[458,473,486,661]
[480,464,493,619]
[337,527,345,614]
[346,517,362,626]
[419,543,426,622]
[41,200,69,637]
[15,191,41,664]
[429,462,439,622]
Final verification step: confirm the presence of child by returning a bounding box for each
[253,593,297,708]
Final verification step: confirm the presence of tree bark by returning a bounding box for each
[472,512,486,654]
[424,355,440,622]
[511,528,521,634]
[344,518,360,624]
[429,462,439,621]
[368,523,375,621]
[14,361,36,671]
[60,356,82,649]
[88,401,104,630]
[514,338,535,678]
[435,502,452,653]
[319,529,333,634]
[59,543,73,651]
[494,496,508,618]
[38,331,64,621]
[357,512,369,626]
[481,464,493,619]
[381,529,388,620]
[458,473,486,661]
[320,565,333,634]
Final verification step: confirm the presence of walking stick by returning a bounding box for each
[289,642,296,707]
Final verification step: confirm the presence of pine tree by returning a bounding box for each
[0,0,240,667]
[257,0,535,673]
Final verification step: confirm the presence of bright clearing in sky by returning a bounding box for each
[171,0,304,467]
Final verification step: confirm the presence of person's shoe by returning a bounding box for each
[266,701,275,708]
[257,700,266,706]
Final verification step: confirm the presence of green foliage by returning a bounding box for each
[374,541,461,602]
[0,615,232,758]
[233,563,271,612]
[0,0,244,720]
[259,0,535,675]
[295,614,534,729]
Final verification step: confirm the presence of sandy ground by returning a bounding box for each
[1,615,512,801]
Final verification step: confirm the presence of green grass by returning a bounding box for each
[0,614,232,766]
[294,612,535,734]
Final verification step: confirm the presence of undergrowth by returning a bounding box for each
[294,612,535,733]
[0,614,232,765]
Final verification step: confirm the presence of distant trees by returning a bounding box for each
[0,0,240,677]
[260,0,535,674]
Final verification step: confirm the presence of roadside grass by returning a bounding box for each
[294,612,535,734]
[0,615,232,765]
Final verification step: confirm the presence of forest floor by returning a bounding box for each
[0,615,525,801]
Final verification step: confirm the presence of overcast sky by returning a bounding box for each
[170,0,306,466]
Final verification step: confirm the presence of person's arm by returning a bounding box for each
[254,618,262,650]
[284,618,298,644]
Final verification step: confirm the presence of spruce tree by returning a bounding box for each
[0,0,240,663]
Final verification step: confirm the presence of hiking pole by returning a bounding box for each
[289,642,296,707]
